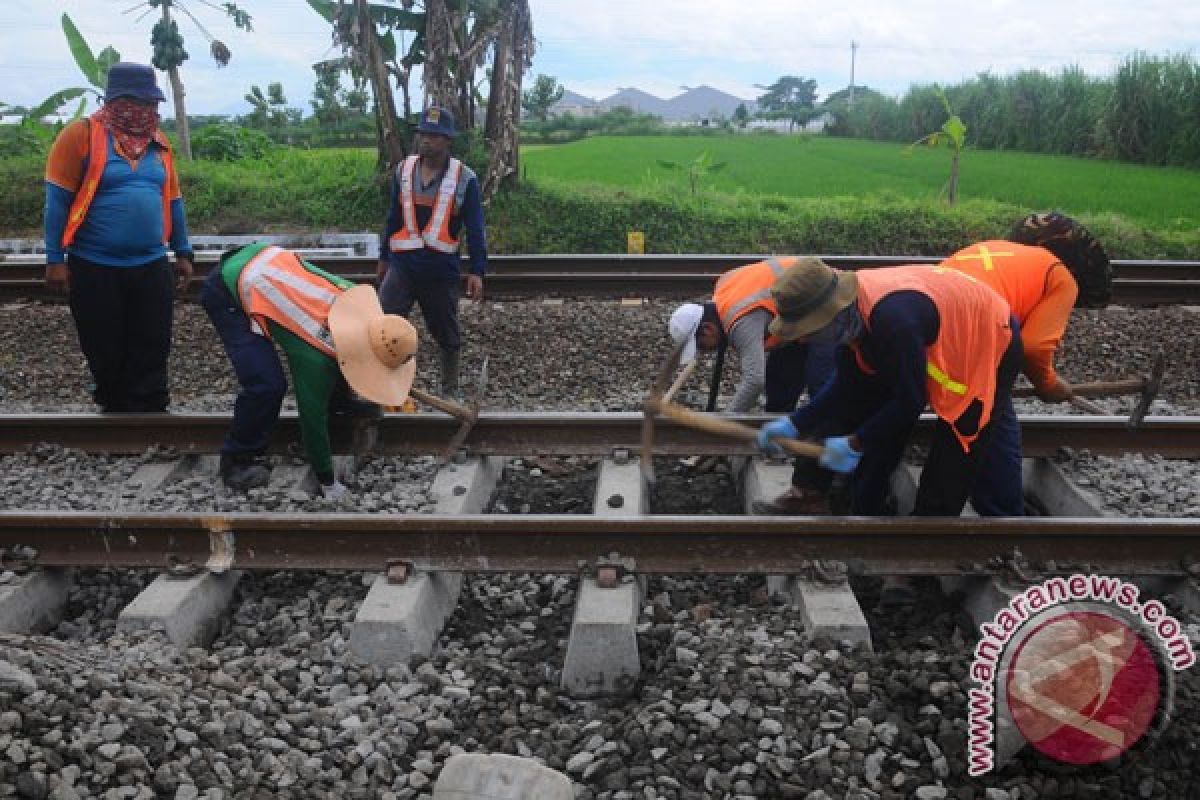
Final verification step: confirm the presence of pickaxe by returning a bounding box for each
[1012,351,1164,429]
[409,357,489,462]
[641,338,698,484]
[642,343,823,484]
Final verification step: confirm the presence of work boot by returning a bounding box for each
[219,453,270,491]
[330,396,383,420]
[439,348,462,401]
[750,486,829,515]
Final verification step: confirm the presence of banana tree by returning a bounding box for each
[657,151,729,197]
[21,14,120,124]
[909,86,967,204]
[124,0,253,160]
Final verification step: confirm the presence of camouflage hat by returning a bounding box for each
[1008,212,1112,307]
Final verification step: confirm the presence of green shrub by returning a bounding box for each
[191,124,274,162]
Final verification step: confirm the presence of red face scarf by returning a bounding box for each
[93,98,161,161]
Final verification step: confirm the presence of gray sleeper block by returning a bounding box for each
[0,569,71,634]
[349,457,503,665]
[593,459,648,515]
[117,570,241,648]
[562,577,641,697]
[434,753,573,800]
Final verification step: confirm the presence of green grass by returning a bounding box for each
[521,136,1200,229]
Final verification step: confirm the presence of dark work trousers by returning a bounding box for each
[200,271,287,457]
[764,342,838,489]
[66,254,173,412]
[968,393,1023,516]
[378,266,462,352]
[792,322,1023,516]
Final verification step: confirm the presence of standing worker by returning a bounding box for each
[669,257,836,513]
[377,105,488,400]
[755,258,1022,526]
[940,213,1112,515]
[43,62,194,412]
[203,243,418,494]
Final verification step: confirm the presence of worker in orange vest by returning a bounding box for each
[670,258,836,513]
[755,258,1022,604]
[940,213,1112,516]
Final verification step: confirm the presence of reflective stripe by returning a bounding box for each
[926,362,967,395]
[423,159,462,254]
[391,157,425,252]
[764,256,787,276]
[721,288,772,329]
[249,279,336,355]
[237,245,337,356]
[237,246,285,311]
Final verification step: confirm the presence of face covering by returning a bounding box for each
[805,302,863,345]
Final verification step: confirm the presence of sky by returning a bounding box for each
[1,0,1197,118]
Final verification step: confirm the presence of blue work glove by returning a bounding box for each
[756,417,799,457]
[820,435,862,474]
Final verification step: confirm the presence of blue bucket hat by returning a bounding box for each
[104,62,166,103]
[416,105,457,138]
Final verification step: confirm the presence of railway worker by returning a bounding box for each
[755,257,1022,534]
[43,62,194,413]
[940,212,1113,516]
[203,243,418,494]
[669,258,836,512]
[377,105,488,401]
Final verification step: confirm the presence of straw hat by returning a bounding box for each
[768,257,859,341]
[328,286,418,406]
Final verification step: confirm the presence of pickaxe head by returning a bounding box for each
[440,356,489,462]
[641,338,688,485]
[1128,350,1165,429]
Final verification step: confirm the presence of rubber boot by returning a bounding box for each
[440,348,462,402]
[219,453,270,491]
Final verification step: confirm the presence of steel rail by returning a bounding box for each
[2,255,1197,305]
[1,512,1198,576]
[0,413,1196,458]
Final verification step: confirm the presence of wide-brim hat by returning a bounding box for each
[328,286,418,406]
[668,303,705,365]
[768,257,859,341]
[104,62,166,103]
[416,105,458,137]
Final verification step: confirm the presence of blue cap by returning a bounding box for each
[104,62,166,103]
[416,105,457,138]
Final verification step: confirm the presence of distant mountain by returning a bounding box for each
[563,84,754,121]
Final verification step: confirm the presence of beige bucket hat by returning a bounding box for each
[768,257,859,341]
[328,285,418,406]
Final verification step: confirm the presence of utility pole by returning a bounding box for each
[849,40,858,107]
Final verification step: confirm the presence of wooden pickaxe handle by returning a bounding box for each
[1012,378,1143,400]
[409,387,475,422]
[649,398,825,459]
[664,359,698,405]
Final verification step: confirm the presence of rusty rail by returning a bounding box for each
[1,512,1199,576]
[2,254,1198,304]
[0,413,1197,458]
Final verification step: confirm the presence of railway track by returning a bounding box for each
[0,412,1197,578]
[3,254,1199,304]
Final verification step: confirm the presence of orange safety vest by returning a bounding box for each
[713,257,797,349]
[61,118,174,248]
[388,155,463,255]
[236,245,340,357]
[940,241,1068,324]
[851,267,1012,452]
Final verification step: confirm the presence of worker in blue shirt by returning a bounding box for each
[377,106,488,399]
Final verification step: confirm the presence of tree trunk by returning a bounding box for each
[948,149,960,205]
[423,0,461,118]
[353,0,405,171]
[481,0,533,200]
[161,4,191,160]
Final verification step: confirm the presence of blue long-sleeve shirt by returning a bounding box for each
[44,121,192,266]
[789,291,939,451]
[380,159,488,280]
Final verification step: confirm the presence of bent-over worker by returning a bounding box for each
[755,257,1022,526]
[203,243,418,494]
[939,212,1112,515]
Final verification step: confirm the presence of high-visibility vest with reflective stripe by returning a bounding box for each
[713,257,796,349]
[851,266,1012,452]
[389,155,463,255]
[941,240,1071,325]
[62,118,175,248]
[235,246,340,357]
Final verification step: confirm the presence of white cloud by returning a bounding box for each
[1,0,1196,115]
